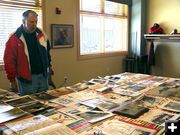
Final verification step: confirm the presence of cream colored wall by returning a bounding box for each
[147,0,180,78]
[147,0,180,33]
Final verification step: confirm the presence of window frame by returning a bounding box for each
[77,0,128,60]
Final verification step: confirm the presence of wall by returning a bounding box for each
[0,0,125,90]
[147,0,180,78]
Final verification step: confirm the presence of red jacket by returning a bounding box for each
[4,25,51,82]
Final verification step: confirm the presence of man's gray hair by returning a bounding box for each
[22,10,38,19]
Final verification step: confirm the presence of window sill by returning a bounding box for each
[78,51,128,60]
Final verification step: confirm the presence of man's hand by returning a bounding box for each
[49,67,54,75]
[10,81,18,92]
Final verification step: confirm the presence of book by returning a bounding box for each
[112,103,149,118]
[0,108,28,123]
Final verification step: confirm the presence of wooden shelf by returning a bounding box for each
[144,34,180,41]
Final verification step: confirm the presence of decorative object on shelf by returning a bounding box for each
[51,24,74,48]
[150,23,164,34]
[170,29,178,35]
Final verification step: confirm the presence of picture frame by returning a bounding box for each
[51,24,74,48]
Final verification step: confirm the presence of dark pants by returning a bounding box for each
[17,74,48,96]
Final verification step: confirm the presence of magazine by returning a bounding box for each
[51,93,81,107]
[5,115,57,134]
[83,119,157,135]
[112,103,149,118]
[139,109,179,126]
[0,108,28,123]
[76,110,114,123]
[0,102,14,113]
[30,92,57,101]
[132,94,164,107]
[102,92,130,102]
[47,87,73,97]
[44,110,77,125]
[66,83,88,92]
[5,96,36,107]
[159,100,180,112]
[20,101,53,115]
[24,123,77,135]
[67,119,92,133]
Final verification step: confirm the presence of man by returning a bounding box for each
[4,10,53,95]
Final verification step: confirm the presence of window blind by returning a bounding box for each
[0,0,42,65]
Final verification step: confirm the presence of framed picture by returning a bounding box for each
[51,24,74,48]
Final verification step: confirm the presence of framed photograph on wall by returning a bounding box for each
[51,24,74,48]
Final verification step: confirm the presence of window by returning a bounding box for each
[79,0,128,58]
[0,0,42,65]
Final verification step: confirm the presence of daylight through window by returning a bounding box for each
[79,0,128,56]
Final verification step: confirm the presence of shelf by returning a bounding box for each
[144,34,180,41]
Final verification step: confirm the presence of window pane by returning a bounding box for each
[105,1,127,16]
[104,17,128,52]
[80,15,101,54]
[0,7,42,64]
[80,0,101,12]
